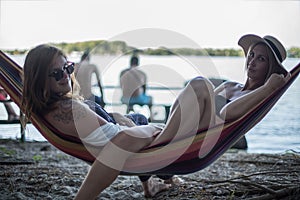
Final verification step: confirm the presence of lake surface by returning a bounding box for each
[0,54,299,153]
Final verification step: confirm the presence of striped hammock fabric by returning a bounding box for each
[1,50,299,175]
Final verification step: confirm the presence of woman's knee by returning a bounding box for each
[187,77,214,96]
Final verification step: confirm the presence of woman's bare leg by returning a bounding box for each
[75,77,216,199]
[152,77,216,145]
[75,131,154,200]
[75,159,119,200]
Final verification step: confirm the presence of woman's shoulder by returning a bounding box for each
[215,81,243,94]
[222,81,241,87]
[223,81,245,92]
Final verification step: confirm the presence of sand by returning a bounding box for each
[0,139,299,200]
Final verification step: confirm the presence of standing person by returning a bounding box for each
[0,85,19,121]
[75,51,105,107]
[21,34,289,199]
[120,55,153,114]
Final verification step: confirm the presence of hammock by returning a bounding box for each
[1,50,299,176]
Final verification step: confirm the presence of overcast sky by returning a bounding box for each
[0,0,299,50]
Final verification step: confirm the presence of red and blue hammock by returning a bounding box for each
[0,50,299,175]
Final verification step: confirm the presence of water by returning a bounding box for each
[1,54,299,153]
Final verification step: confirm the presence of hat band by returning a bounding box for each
[264,38,283,62]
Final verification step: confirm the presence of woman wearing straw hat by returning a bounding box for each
[21,34,289,199]
[213,34,289,123]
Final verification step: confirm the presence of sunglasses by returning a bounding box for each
[48,62,75,81]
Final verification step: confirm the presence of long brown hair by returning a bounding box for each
[22,44,80,120]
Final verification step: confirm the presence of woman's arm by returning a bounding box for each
[109,112,136,127]
[213,81,227,94]
[220,74,288,121]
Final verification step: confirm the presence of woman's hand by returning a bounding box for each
[264,73,290,91]
[110,112,136,127]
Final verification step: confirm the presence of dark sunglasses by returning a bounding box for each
[48,62,75,81]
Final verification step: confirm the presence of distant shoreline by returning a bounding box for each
[3,40,300,58]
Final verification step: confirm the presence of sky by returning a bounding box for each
[0,0,299,50]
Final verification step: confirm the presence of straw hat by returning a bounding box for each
[238,34,287,75]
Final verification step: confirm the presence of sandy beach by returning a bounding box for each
[0,139,299,200]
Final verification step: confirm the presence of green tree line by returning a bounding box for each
[3,40,300,58]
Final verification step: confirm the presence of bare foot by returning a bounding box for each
[164,175,184,186]
[142,176,171,198]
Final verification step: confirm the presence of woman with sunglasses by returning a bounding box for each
[22,34,289,199]
[22,44,175,197]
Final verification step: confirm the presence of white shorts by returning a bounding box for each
[81,123,165,147]
[81,123,127,147]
